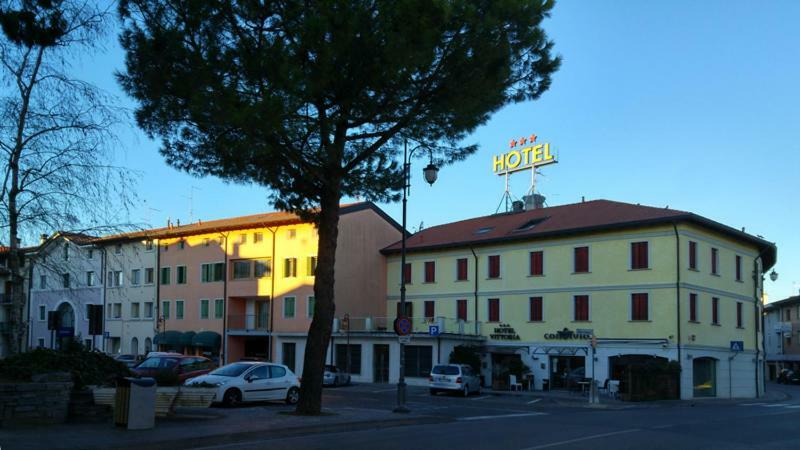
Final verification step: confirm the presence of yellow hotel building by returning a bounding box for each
[382,199,776,399]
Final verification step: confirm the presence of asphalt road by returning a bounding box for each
[188,383,800,450]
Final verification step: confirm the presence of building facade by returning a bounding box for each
[764,295,800,380]
[381,200,775,399]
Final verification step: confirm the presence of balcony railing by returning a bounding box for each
[333,316,482,336]
[227,314,270,332]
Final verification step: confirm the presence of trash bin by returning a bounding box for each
[114,377,156,429]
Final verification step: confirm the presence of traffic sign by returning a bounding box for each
[730,341,744,352]
[399,335,411,344]
[394,316,413,336]
[429,325,440,336]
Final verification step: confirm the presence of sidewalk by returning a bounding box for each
[0,405,447,450]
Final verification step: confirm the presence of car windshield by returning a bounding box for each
[209,363,253,377]
[137,357,178,369]
[431,365,459,375]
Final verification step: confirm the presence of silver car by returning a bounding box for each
[323,365,351,386]
[429,364,481,396]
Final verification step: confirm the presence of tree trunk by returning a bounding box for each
[296,188,341,414]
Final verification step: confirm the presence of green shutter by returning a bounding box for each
[200,300,209,319]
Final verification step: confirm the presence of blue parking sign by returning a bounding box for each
[429,325,440,336]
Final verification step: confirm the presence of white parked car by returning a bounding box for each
[184,361,300,406]
[323,365,351,387]
[429,364,481,397]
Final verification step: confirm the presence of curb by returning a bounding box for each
[105,414,452,450]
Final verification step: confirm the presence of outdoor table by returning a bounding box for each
[577,380,590,396]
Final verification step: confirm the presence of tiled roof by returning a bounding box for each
[764,295,800,311]
[381,199,776,269]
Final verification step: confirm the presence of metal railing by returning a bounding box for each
[227,314,270,331]
[333,316,482,336]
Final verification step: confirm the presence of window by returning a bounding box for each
[396,302,413,318]
[689,241,698,270]
[529,251,544,276]
[689,293,698,322]
[113,303,122,319]
[253,232,263,243]
[488,255,500,278]
[201,263,224,282]
[284,297,296,318]
[162,243,168,252]
[63,244,69,260]
[176,300,184,320]
[488,298,500,322]
[529,297,543,322]
[403,263,412,284]
[631,293,649,321]
[574,247,589,273]
[131,269,141,285]
[631,242,649,269]
[87,249,94,259]
[786,309,791,321]
[145,268,154,284]
[62,273,70,288]
[336,344,362,375]
[162,301,170,319]
[736,302,743,328]
[284,258,297,278]
[457,299,467,321]
[233,261,251,279]
[131,303,140,319]
[306,256,317,276]
[307,296,315,318]
[114,271,123,287]
[144,302,153,319]
[711,248,719,275]
[424,261,435,283]
[287,229,296,239]
[145,240,154,251]
[176,266,187,284]
[735,255,742,281]
[255,259,272,277]
[160,267,171,285]
[86,271,95,287]
[238,233,247,244]
[200,299,209,319]
[214,299,224,319]
[712,297,719,325]
[282,342,296,372]
[424,301,435,319]
[39,275,46,289]
[38,305,46,321]
[115,244,122,254]
[178,240,185,250]
[456,258,468,281]
[37,338,45,348]
[574,295,589,321]
[403,345,432,377]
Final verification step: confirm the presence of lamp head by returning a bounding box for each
[423,163,439,185]
[770,270,778,282]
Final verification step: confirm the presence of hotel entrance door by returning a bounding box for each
[550,355,585,389]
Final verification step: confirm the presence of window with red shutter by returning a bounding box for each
[488,298,500,322]
[711,248,719,275]
[689,293,698,322]
[457,299,467,321]
[424,261,435,283]
[424,301,434,319]
[736,302,743,328]
[735,255,742,281]
[530,251,544,276]
[488,255,500,278]
[631,293,648,320]
[396,302,413,318]
[574,247,589,273]
[689,241,697,270]
[529,297,543,321]
[456,258,468,281]
[574,295,589,321]
[631,242,649,269]
[712,297,719,324]
[403,263,412,284]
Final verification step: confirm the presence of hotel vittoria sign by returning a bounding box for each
[490,323,521,341]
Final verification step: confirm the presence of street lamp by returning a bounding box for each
[395,139,438,414]
[770,270,778,282]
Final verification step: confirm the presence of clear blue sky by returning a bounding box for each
[75,1,800,301]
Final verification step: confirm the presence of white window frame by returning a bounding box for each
[86,271,95,287]
[214,299,224,319]
[629,240,650,270]
[144,268,155,285]
[572,245,592,274]
[131,302,140,319]
[175,300,185,320]
[144,302,154,319]
[38,305,46,321]
[689,292,700,322]
[131,269,141,286]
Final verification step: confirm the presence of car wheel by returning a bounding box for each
[223,388,242,407]
[430,389,438,396]
[286,387,300,405]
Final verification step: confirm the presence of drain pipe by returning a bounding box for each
[469,246,479,335]
[268,227,278,361]
[672,224,682,386]
[753,251,767,398]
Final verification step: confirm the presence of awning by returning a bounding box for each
[192,331,222,350]
[179,331,196,347]
[154,330,182,347]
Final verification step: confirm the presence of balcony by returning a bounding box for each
[0,293,9,305]
[227,314,270,335]
[333,316,482,337]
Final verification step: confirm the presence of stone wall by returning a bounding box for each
[0,380,73,428]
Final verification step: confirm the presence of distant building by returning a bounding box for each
[0,245,33,357]
[764,295,800,380]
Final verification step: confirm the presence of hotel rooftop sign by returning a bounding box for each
[492,134,557,175]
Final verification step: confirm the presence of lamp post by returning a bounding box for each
[395,139,438,414]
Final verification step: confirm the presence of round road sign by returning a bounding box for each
[394,316,413,336]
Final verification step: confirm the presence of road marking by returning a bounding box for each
[651,424,673,429]
[784,405,800,409]
[520,429,641,449]
[458,412,546,421]
[740,402,766,406]
[527,399,542,404]
[470,396,491,401]
[761,403,790,407]
[370,388,397,393]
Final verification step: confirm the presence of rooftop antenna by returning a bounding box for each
[182,186,201,223]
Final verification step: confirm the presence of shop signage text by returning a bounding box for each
[490,323,521,341]
[492,134,556,175]
[543,328,593,340]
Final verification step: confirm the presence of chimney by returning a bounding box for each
[176,219,181,227]
[523,194,546,210]
[512,200,524,213]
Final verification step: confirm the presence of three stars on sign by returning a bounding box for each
[509,134,537,148]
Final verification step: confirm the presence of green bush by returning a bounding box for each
[449,345,482,372]
[0,340,132,389]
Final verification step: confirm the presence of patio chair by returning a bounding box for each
[597,379,609,396]
[509,375,523,391]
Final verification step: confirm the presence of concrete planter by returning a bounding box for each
[91,385,215,417]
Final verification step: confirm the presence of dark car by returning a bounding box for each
[133,355,215,383]
[778,369,800,385]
